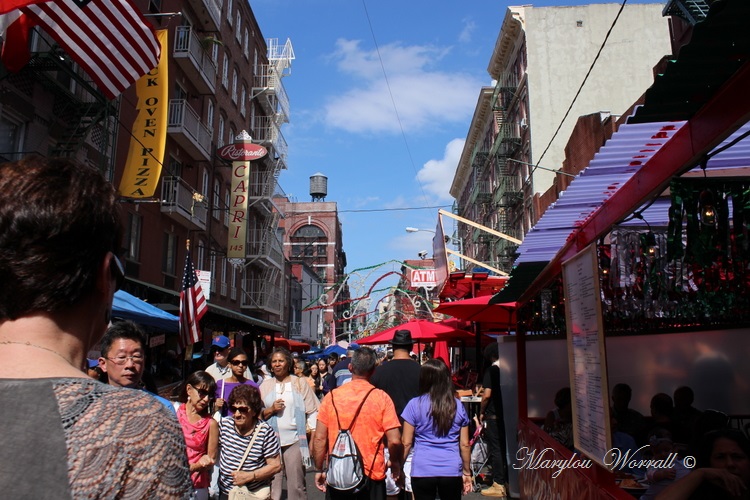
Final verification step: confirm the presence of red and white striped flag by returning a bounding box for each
[0,0,160,100]
[179,250,207,348]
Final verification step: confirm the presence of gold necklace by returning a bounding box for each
[0,339,76,367]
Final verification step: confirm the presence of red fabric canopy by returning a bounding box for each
[266,335,310,353]
[433,295,516,326]
[357,319,475,345]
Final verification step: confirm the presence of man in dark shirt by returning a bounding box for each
[479,342,508,498]
[371,330,421,499]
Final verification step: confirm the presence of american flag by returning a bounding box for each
[179,250,207,348]
[0,0,160,100]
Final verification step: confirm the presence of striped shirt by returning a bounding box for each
[218,418,280,494]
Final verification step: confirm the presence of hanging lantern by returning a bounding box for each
[699,189,716,226]
[644,231,657,257]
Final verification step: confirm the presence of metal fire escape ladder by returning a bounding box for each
[24,41,117,176]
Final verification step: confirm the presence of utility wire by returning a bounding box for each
[532,0,628,174]
[360,0,431,204]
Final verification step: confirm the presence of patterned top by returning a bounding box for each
[218,417,280,494]
[0,377,191,499]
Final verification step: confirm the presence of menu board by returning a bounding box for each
[562,244,611,467]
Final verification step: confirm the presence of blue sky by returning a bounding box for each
[250,0,626,302]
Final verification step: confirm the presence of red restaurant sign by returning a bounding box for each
[218,142,267,161]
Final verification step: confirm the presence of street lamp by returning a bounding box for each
[405,227,464,269]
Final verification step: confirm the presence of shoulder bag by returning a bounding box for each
[227,424,271,500]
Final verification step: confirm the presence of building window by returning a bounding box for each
[197,244,205,270]
[202,168,210,199]
[226,0,232,24]
[317,244,327,257]
[240,85,246,116]
[230,263,237,299]
[168,156,182,177]
[213,179,221,220]
[162,232,177,275]
[206,99,214,131]
[224,190,230,226]
[211,42,219,66]
[231,70,238,103]
[217,115,225,148]
[210,253,217,292]
[125,212,141,261]
[222,54,229,89]
[235,13,242,42]
[0,113,25,161]
[243,29,249,59]
[221,258,228,295]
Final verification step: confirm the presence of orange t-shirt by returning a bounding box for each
[318,379,401,481]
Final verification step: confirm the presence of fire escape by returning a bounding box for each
[489,71,524,271]
[8,31,118,177]
[462,70,524,273]
[240,38,295,317]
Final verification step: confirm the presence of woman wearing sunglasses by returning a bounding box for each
[177,371,219,500]
[218,385,281,500]
[214,348,258,418]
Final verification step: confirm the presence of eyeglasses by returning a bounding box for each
[107,354,144,365]
[230,359,248,366]
[110,253,125,291]
[231,405,250,414]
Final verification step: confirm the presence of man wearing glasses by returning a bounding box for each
[99,320,175,413]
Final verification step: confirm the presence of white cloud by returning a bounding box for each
[416,138,465,202]
[324,39,483,135]
[459,18,476,44]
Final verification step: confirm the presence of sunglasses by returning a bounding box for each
[189,386,212,399]
[230,359,248,366]
[110,252,125,291]
[231,405,250,414]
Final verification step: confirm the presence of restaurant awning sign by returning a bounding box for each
[226,131,265,266]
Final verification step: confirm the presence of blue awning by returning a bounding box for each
[112,290,179,331]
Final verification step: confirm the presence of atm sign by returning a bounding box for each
[410,268,437,287]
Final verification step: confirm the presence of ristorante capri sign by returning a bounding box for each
[218,142,267,161]
[226,131,266,266]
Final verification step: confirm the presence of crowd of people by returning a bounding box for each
[5,157,748,500]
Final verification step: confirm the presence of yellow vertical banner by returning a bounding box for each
[118,29,169,198]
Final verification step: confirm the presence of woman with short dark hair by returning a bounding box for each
[0,157,190,497]
[402,359,473,500]
[218,385,281,500]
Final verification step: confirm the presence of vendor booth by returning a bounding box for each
[488,1,750,498]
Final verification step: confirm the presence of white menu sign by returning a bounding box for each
[562,244,611,467]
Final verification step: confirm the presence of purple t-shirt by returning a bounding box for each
[401,394,470,477]
[215,379,258,417]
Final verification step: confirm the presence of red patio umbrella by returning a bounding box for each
[433,295,517,326]
[357,319,475,345]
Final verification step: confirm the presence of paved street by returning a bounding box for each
[299,468,503,500]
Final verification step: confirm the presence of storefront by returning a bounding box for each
[491,1,750,497]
